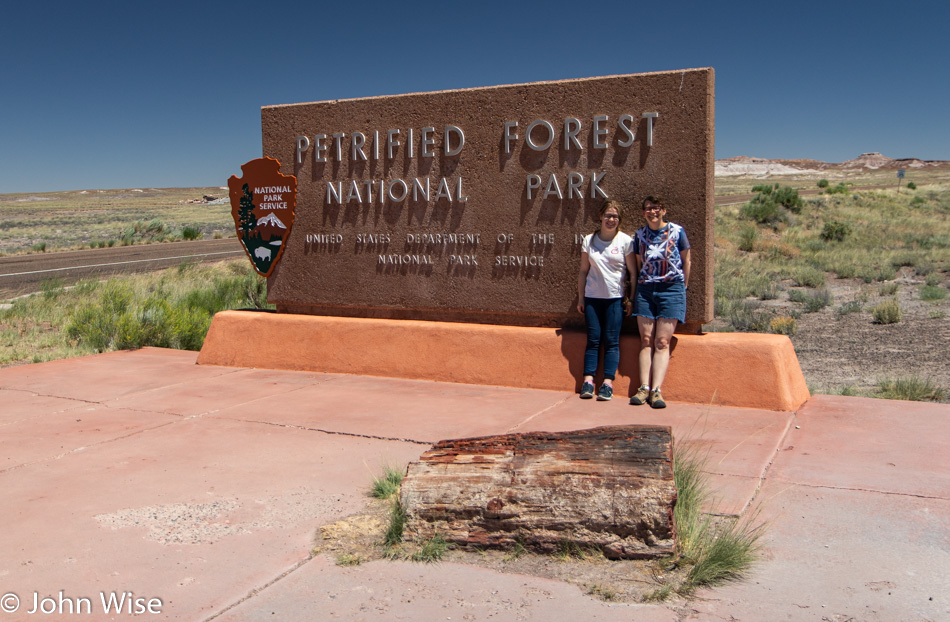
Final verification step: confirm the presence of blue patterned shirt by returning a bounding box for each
[633,223,690,284]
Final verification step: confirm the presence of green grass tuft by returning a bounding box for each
[335,553,363,566]
[879,282,898,296]
[920,285,947,301]
[788,288,832,313]
[876,377,946,402]
[370,465,405,500]
[645,444,765,600]
[410,535,448,563]
[383,499,406,547]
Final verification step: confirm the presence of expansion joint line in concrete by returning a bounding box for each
[237,417,433,446]
[0,386,101,407]
[776,480,949,502]
[0,419,179,475]
[504,393,574,434]
[203,553,315,621]
[713,413,797,518]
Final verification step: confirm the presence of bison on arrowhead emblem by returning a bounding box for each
[228,157,297,277]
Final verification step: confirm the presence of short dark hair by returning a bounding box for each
[642,195,666,210]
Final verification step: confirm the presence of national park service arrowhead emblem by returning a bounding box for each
[227,157,297,277]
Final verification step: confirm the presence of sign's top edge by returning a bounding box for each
[261,68,713,111]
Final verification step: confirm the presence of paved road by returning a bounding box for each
[0,238,244,300]
[0,185,883,300]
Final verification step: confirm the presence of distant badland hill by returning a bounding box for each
[715,152,950,177]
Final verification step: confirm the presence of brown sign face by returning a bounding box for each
[227,157,297,277]
[262,70,714,326]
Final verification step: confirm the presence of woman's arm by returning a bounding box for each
[577,253,591,314]
[681,248,691,288]
[624,251,638,314]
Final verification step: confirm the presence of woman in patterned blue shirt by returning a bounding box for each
[629,196,691,409]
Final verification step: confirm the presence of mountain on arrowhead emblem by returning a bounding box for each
[227,157,296,277]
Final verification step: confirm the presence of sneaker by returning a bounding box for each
[596,384,613,401]
[629,385,650,406]
[649,389,666,409]
[580,382,595,399]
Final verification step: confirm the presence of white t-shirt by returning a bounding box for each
[582,231,633,299]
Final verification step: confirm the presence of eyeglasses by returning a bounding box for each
[642,206,663,212]
[602,215,620,220]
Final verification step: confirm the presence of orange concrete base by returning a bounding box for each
[197,311,810,411]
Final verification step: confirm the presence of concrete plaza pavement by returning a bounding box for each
[0,348,947,621]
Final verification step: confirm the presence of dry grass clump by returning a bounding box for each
[644,444,765,600]
[0,260,270,367]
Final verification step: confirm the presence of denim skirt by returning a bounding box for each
[633,281,686,323]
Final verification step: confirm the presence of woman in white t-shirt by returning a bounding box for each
[576,200,636,401]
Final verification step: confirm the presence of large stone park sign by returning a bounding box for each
[202,69,810,410]
[262,69,714,327]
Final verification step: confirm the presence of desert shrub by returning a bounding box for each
[820,220,851,242]
[768,185,804,212]
[824,182,850,195]
[871,299,902,324]
[741,199,785,226]
[737,224,758,252]
[741,184,803,225]
[837,300,864,316]
[182,226,202,241]
[920,285,947,301]
[728,301,771,332]
[910,196,926,208]
[759,239,800,261]
[817,179,829,189]
[907,182,917,190]
[879,282,898,296]
[788,288,832,313]
[32,242,47,252]
[770,316,796,335]
[924,272,943,286]
[788,265,826,288]
[64,264,270,353]
[860,264,897,283]
[889,252,917,269]
[832,262,857,279]
[751,275,780,300]
[801,238,827,253]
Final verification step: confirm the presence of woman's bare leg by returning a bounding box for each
[649,318,678,390]
[636,316,656,388]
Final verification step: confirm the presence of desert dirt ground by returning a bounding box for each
[787,270,950,396]
[712,165,950,400]
[702,267,950,399]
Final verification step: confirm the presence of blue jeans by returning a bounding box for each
[583,297,623,380]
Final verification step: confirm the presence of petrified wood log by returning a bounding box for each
[400,425,676,559]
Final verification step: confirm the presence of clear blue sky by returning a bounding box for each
[1,0,947,193]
